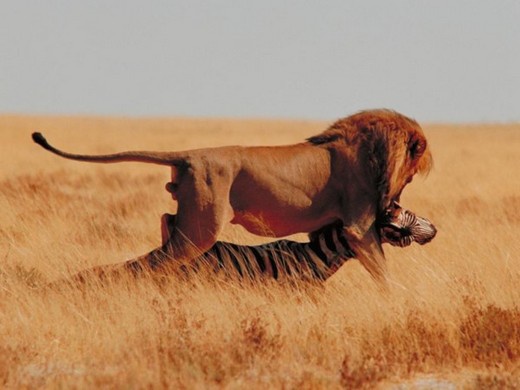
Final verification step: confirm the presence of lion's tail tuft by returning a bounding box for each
[32,132,50,149]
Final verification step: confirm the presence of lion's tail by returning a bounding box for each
[31,132,187,167]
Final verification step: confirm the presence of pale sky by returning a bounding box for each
[1,1,519,122]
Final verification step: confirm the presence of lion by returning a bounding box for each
[32,109,432,283]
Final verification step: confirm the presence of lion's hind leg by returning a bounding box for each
[161,213,177,246]
[129,166,234,273]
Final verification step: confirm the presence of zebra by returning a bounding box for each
[57,203,436,286]
[149,202,437,281]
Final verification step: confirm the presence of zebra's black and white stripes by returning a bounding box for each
[180,221,354,281]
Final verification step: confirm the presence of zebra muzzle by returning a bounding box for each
[411,216,437,245]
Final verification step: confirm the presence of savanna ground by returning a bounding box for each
[1,115,519,389]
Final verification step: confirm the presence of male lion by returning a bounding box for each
[32,109,432,283]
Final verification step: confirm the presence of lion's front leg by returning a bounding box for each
[344,224,387,285]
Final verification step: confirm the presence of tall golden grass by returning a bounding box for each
[1,115,519,388]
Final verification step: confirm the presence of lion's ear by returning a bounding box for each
[307,132,341,145]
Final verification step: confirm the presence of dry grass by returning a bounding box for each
[1,115,519,388]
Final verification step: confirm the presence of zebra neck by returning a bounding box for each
[307,229,354,269]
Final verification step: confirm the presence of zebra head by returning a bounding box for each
[308,203,436,251]
[378,202,437,247]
